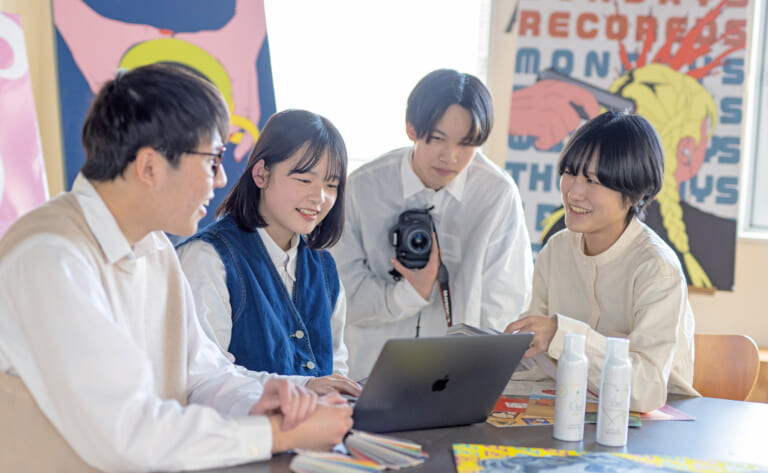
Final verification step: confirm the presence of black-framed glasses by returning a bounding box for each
[185,146,226,176]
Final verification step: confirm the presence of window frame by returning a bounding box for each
[739,0,768,240]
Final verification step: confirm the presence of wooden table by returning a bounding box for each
[199,396,768,472]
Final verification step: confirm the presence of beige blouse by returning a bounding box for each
[529,218,699,413]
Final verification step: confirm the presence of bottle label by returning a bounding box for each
[596,382,630,446]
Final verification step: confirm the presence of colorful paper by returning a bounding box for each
[453,444,765,473]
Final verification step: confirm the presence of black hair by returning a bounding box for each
[217,109,347,249]
[405,69,493,146]
[558,111,664,223]
[81,63,229,181]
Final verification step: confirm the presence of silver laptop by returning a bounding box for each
[352,332,534,432]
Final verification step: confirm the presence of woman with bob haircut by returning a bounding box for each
[505,111,698,413]
[178,109,360,396]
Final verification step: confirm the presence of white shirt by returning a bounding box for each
[331,147,533,380]
[177,228,350,375]
[531,218,698,413]
[0,175,290,471]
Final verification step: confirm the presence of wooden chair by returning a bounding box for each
[693,334,760,401]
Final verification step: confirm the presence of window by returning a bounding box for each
[741,0,768,238]
[263,0,491,173]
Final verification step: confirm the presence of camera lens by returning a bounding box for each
[406,229,431,254]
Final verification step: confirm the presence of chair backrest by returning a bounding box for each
[693,334,760,401]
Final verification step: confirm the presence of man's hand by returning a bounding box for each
[306,374,362,396]
[269,393,353,453]
[508,80,600,151]
[505,315,558,358]
[390,232,440,300]
[248,378,318,431]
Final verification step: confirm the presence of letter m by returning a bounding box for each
[516,48,541,74]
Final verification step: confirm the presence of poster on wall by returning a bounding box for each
[501,0,747,291]
[0,12,49,238]
[52,0,276,229]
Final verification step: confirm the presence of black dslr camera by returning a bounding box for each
[390,209,434,269]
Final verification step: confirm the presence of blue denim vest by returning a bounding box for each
[180,216,337,376]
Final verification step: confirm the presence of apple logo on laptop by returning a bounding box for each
[432,375,449,392]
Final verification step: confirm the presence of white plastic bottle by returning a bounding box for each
[596,337,632,447]
[553,333,588,441]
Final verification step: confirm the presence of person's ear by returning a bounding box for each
[622,196,634,211]
[251,159,269,188]
[405,122,418,142]
[133,147,162,187]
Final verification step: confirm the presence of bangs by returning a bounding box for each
[285,114,348,250]
[558,111,664,201]
[559,133,631,193]
[460,93,493,146]
[460,109,491,146]
[408,70,493,147]
[558,138,600,178]
[594,137,636,192]
[556,111,664,224]
[422,104,490,147]
[289,133,348,182]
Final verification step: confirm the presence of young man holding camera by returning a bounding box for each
[331,69,533,380]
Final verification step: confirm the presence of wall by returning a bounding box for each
[2,0,766,346]
[688,240,768,345]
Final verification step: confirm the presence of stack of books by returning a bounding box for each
[447,323,557,377]
[290,430,428,472]
[446,322,500,337]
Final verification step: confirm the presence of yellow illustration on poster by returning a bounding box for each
[52,0,276,229]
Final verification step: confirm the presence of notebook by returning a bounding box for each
[352,332,534,432]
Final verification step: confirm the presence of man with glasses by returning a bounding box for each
[0,64,352,472]
[185,147,226,176]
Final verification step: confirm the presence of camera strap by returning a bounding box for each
[431,223,453,329]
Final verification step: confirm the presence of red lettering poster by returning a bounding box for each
[496,0,749,291]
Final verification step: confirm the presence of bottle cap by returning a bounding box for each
[564,333,586,355]
[606,337,630,360]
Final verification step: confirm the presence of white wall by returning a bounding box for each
[688,240,768,346]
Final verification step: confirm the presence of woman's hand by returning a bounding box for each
[504,315,558,358]
[306,374,362,396]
